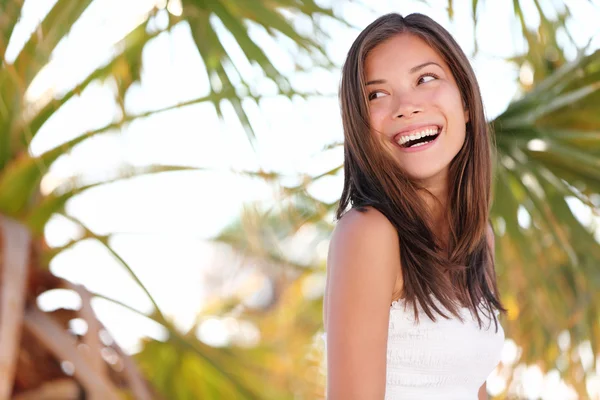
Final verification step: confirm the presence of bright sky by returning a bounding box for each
[12,0,600,398]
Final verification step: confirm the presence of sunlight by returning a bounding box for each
[10,0,597,397]
[527,138,548,152]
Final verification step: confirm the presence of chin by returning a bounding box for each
[408,173,445,184]
[401,164,449,184]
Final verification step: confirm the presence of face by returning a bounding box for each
[364,33,469,189]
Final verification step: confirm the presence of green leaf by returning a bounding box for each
[0,0,23,59]
[181,0,337,146]
[14,14,179,157]
[0,151,63,216]
[12,0,93,87]
[25,164,203,234]
[487,27,600,383]
[447,0,454,20]
[0,1,91,169]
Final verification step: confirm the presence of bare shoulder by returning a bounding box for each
[328,207,400,291]
[323,206,400,398]
[332,206,399,247]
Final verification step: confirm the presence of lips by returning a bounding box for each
[392,124,443,152]
[393,124,443,143]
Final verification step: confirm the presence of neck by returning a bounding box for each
[417,170,449,242]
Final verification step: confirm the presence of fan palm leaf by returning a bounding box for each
[0,0,340,397]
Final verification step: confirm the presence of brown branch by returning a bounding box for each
[0,216,31,400]
[65,283,104,376]
[12,379,80,400]
[64,282,153,400]
[23,307,120,400]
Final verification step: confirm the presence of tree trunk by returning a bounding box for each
[0,216,30,400]
[0,213,154,399]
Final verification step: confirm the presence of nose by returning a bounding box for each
[393,97,423,119]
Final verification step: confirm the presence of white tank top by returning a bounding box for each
[323,295,504,399]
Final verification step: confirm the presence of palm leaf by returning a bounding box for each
[0,0,344,396]
[12,1,93,86]
[490,46,600,379]
[26,164,205,234]
[14,16,176,153]
[182,0,335,146]
[0,0,93,169]
[0,0,22,58]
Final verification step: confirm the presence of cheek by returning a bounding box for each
[436,86,466,123]
[432,87,467,147]
[450,116,467,154]
[368,108,388,135]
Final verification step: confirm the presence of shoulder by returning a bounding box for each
[329,207,400,274]
[333,206,398,244]
[326,205,400,314]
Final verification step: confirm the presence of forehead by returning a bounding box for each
[364,33,446,77]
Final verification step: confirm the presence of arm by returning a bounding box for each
[478,382,488,400]
[324,208,400,400]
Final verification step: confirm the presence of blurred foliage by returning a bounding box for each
[0,0,341,398]
[0,0,599,398]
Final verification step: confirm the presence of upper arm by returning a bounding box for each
[324,207,400,399]
[478,382,488,400]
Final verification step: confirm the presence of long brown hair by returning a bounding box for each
[336,12,505,329]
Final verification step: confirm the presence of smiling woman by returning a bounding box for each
[323,12,505,400]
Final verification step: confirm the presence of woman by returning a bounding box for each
[322,13,506,400]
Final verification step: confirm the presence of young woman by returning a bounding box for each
[323,13,506,400]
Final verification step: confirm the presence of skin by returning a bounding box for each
[324,33,492,399]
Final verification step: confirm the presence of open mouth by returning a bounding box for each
[396,126,441,148]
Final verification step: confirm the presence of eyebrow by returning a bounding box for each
[365,61,442,86]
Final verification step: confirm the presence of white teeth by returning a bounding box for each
[411,140,432,147]
[396,127,439,146]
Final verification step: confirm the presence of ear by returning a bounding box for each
[464,107,470,123]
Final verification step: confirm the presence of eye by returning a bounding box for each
[368,91,386,101]
[417,73,439,85]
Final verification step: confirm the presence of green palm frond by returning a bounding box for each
[12,1,93,85]
[491,48,600,372]
[0,0,343,396]
[0,1,21,57]
[25,164,205,235]
[0,0,339,228]
[0,0,93,168]
[445,0,577,85]
[135,335,292,399]
[15,17,175,153]
[181,0,336,146]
